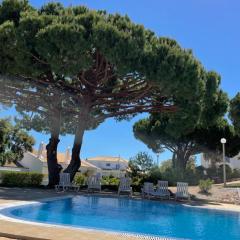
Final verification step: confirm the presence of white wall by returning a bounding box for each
[87,160,128,171]
[101,170,126,178]
[201,153,240,170]
[228,154,240,169]
[20,152,44,173]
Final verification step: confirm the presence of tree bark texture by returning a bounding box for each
[46,115,62,187]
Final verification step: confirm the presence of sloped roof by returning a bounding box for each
[81,160,100,169]
[86,156,128,163]
[32,149,68,163]
[31,149,100,169]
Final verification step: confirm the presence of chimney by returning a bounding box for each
[65,146,71,164]
[37,142,44,158]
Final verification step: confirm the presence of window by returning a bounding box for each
[106,163,111,167]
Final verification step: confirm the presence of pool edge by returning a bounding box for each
[1,194,240,240]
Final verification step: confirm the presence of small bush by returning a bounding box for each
[145,166,162,184]
[1,171,43,187]
[199,179,214,193]
[231,169,240,179]
[74,173,86,186]
[30,173,44,186]
[101,176,120,185]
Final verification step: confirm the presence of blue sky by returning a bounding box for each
[1,0,240,163]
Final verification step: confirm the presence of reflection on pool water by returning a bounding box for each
[1,196,240,240]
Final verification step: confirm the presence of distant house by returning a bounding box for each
[8,143,129,179]
[201,153,240,170]
[19,143,101,176]
[86,156,129,177]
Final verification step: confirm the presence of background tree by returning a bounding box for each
[0,118,35,166]
[133,71,232,171]
[129,151,154,177]
[230,93,240,134]
[0,0,211,183]
[134,116,240,172]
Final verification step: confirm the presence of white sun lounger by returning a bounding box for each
[175,182,190,201]
[141,182,156,199]
[118,177,132,197]
[155,180,170,199]
[55,173,79,192]
[87,175,101,192]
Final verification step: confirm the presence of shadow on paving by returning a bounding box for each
[0,187,68,202]
[0,186,226,208]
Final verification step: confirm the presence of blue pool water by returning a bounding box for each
[1,196,240,240]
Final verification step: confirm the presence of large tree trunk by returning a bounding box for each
[173,150,189,171]
[64,125,85,181]
[172,152,177,169]
[46,118,62,188]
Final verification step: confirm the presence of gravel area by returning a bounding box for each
[169,181,240,204]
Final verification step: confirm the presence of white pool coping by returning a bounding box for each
[1,194,240,240]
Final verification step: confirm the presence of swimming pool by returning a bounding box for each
[1,195,240,240]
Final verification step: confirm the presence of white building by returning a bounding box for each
[201,153,240,170]
[19,143,101,176]
[86,156,129,177]
[6,143,129,179]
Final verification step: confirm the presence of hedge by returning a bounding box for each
[1,171,44,187]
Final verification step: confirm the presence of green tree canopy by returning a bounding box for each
[133,71,231,171]
[129,151,154,177]
[134,116,240,171]
[230,93,240,134]
[0,118,35,166]
[0,0,213,184]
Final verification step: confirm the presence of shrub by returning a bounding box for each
[145,166,162,184]
[217,165,232,180]
[101,176,120,185]
[74,173,86,186]
[131,176,145,192]
[158,160,206,186]
[199,179,214,193]
[1,171,43,187]
[30,173,44,186]
[231,169,240,179]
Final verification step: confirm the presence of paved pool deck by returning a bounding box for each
[0,187,240,240]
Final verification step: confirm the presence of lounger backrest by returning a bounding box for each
[143,182,154,193]
[177,182,188,196]
[157,181,168,192]
[119,177,131,191]
[96,172,102,181]
[88,175,101,186]
[59,173,71,185]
